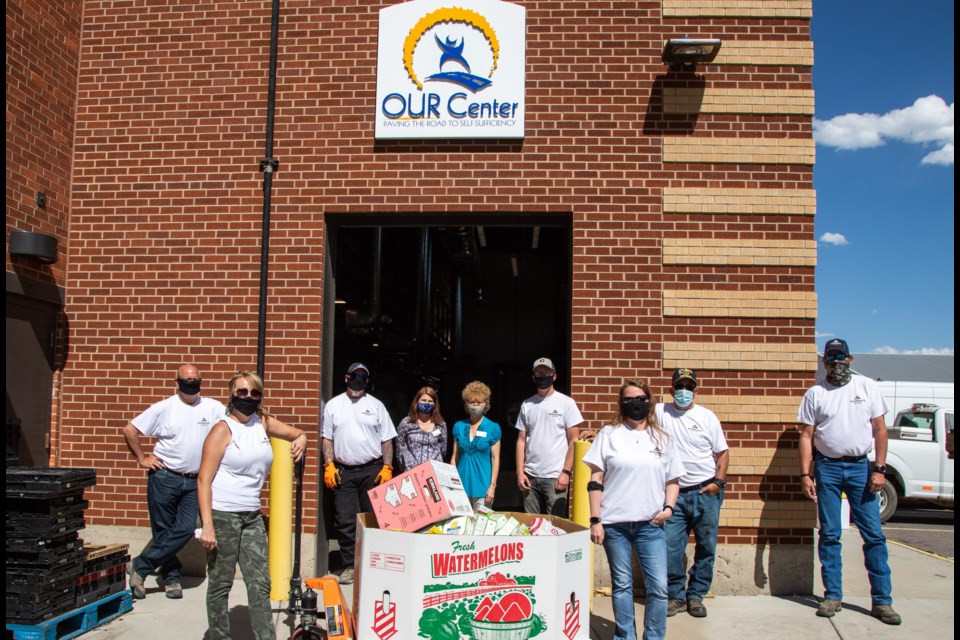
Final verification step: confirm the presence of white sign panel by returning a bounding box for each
[375,0,526,139]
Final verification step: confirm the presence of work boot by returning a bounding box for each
[338,568,354,585]
[666,599,685,617]
[816,598,842,617]
[129,567,146,600]
[686,598,707,618]
[871,604,902,625]
[165,583,183,599]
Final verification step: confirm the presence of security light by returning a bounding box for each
[662,38,722,68]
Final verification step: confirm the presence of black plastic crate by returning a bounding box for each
[5,467,96,498]
[6,539,85,567]
[5,560,84,592]
[6,513,86,538]
[6,494,88,517]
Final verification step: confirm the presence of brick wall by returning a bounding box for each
[5,0,82,283]
[53,0,816,545]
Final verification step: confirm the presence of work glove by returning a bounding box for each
[323,462,341,489]
[374,465,393,485]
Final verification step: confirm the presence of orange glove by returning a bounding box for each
[374,465,393,485]
[323,462,341,489]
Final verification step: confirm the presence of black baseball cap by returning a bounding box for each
[672,368,697,388]
[823,338,849,355]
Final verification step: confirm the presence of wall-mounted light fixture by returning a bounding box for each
[8,230,59,264]
[662,38,722,69]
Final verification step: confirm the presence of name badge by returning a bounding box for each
[476,430,488,438]
[432,429,441,437]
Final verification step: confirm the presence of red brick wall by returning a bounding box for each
[56,1,814,543]
[5,0,82,283]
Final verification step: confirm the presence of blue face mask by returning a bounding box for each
[417,402,435,414]
[674,389,694,407]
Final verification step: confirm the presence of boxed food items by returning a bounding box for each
[367,460,474,532]
[353,512,590,639]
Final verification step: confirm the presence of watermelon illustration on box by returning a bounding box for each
[353,513,590,639]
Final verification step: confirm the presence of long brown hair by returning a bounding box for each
[226,370,272,420]
[407,386,444,424]
[609,379,668,447]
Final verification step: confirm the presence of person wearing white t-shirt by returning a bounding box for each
[516,357,584,516]
[657,367,728,620]
[122,364,225,600]
[584,380,682,640]
[321,362,397,585]
[197,371,307,640]
[798,338,900,625]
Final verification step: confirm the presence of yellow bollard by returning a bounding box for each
[269,437,293,601]
[571,439,594,610]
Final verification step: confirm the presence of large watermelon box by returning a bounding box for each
[353,512,591,640]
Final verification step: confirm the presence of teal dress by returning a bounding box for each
[452,417,502,500]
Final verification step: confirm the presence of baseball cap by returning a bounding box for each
[532,357,555,372]
[672,368,697,388]
[346,362,369,375]
[823,338,849,355]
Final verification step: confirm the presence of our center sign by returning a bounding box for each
[375,0,526,140]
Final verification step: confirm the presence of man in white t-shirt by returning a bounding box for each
[122,364,225,600]
[516,357,584,516]
[798,338,900,625]
[658,368,728,619]
[321,362,397,584]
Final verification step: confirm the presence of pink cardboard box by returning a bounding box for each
[367,460,474,532]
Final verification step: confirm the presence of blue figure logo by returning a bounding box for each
[426,33,492,91]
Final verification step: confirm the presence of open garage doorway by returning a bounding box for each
[323,213,573,511]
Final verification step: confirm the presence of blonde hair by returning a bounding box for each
[461,380,492,408]
[610,379,668,447]
[226,370,272,419]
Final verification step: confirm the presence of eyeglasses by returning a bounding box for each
[348,372,369,381]
[234,388,262,399]
[674,384,696,392]
[824,353,849,362]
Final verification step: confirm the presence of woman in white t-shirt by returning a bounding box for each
[583,380,683,640]
[197,371,308,640]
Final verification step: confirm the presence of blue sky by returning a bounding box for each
[811,1,954,355]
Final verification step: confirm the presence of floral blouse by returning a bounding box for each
[395,416,448,472]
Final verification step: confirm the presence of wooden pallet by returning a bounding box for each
[5,590,132,640]
[81,543,128,562]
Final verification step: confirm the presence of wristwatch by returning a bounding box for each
[873,465,887,474]
[712,478,727,489]
[589,517,601,525]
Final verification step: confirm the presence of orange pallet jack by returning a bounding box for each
[288,460,354,640]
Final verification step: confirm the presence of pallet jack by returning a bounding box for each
[288,459,354,640]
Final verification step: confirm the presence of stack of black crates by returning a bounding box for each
[6,467,97,625]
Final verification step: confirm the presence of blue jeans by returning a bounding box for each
[814,452,893,604]
[602,521,669,640]
[522,475,568,517]
[132,468,198,584]
[663,488,723,601]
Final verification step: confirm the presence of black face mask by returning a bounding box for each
[177,378,201,395]
[534,374,554,390]
[347,377,367,392]
[232,395,261,416]
[622,398,650,422]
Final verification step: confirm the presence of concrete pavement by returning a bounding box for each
[80,529,953,640]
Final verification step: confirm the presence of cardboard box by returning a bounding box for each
[353,512,591,640]
[367,460,474,532]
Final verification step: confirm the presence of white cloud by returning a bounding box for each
[872,346,955,355]
[815,332,834,338]
[814,95,954,166]
[819,232,849,246]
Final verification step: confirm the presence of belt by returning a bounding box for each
[160,468,199,479]
[680,478,718,493]
[337,458,383,470]
[816,452,867,463]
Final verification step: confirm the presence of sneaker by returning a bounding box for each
[686,598,707,618]
[666,599,686,617]
[165,583,183,599]
[129,567,146,600]
[871,604,902,625]
[816,598,842,617]
[338,568,354,585]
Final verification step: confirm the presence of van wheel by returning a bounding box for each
[878,480,898,523]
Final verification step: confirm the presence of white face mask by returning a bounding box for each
[467,403,485,416]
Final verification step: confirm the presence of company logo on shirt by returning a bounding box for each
[199,418,212,427]
[362,408,378,417]
[852,395,865,404]
[652,447,664,458]
[548,410,564,419]
[687,423,703,432]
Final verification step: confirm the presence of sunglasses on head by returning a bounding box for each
[824,352,848,362]
[234,388,262,399]
[674,383,696,392]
